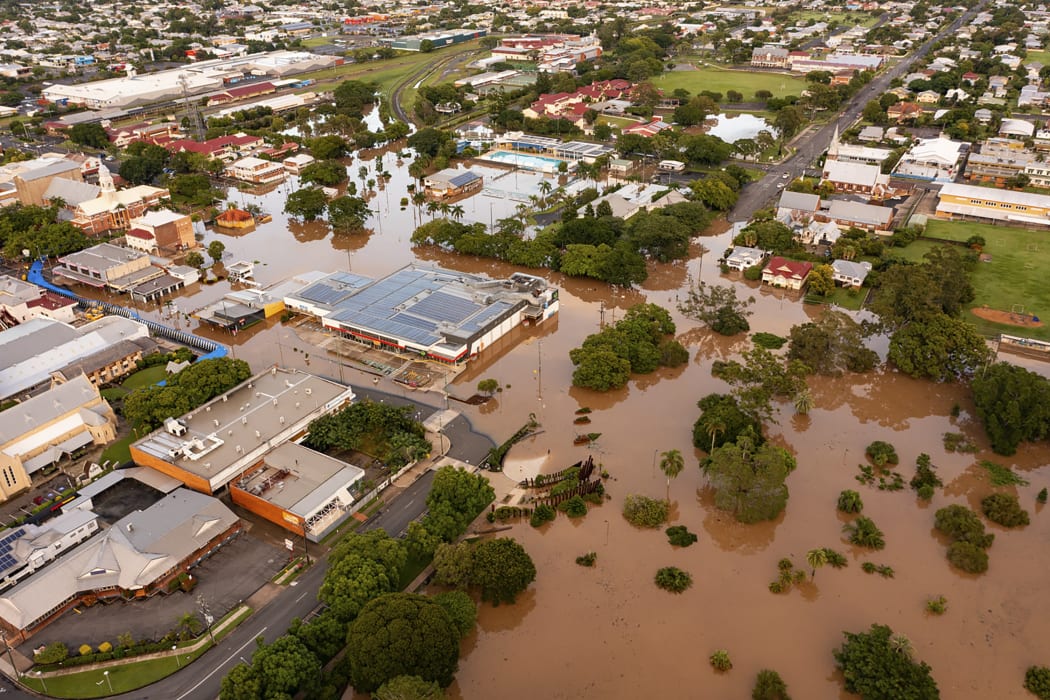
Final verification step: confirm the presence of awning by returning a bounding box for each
[21,432,94,474]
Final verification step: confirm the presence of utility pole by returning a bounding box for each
[536,340,542,400]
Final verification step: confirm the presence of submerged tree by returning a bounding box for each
[702,433,797,523]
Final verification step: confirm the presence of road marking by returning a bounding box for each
[296,591,309,602]
[175,626,267,700]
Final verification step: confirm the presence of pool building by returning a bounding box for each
[284,264,559,363]
[477,132,616,173]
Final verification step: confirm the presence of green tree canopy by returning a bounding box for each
[122,358,251,430]
[888,314,991,382]
[320,530,407,623]
[702,433,797,523]
[833,624,939,700]
[220,635,321,700]
[971,362,1050,455]
[328,195,371,233]
[346,593,460,692]
[423,466,495,542]
[284,187,328,221]
[469,537,536,605]
[787,311,878,375]
[433,590,477,639]
[693,393,763,452]
[373,675,445,700]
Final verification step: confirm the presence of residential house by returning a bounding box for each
[621,118,673,138]
[724,246,767,271]
[826,125,891,165]
[887,101,924,123]
[831,259,872,288]
[915,90,940,104]
[762,257,813,290]
[54,243,162,293]
[225,157,286,184]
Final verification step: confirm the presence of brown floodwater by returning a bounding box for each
[60,147,1050,698]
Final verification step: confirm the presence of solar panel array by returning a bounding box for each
[0,528,25,573]
[448,171,480,188]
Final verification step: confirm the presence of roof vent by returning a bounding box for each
[305,388,311,395]
[213,419,219,427]
[279,416,285,425]
[241,417,247,425]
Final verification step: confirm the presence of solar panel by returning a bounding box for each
[406,292,479,324]
[389,313,438,331]
[448,171,479,188]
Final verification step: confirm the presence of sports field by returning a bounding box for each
[295,41,481,95]
[654,65,808,100]
[923,220,1050,340]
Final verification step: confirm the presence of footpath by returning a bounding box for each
[15,603,250,681]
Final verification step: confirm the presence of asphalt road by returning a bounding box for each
[728,0,989,222]
[361,469,436,537]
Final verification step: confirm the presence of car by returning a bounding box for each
[781,173,790,179]
[777,183,786,189]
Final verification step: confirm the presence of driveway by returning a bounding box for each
[20,533,285,652]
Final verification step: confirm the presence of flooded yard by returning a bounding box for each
[57,136,1050,699]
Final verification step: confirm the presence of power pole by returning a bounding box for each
[179,75,205,141]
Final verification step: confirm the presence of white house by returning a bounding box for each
[831,259,872,288]
[725,246,767,271]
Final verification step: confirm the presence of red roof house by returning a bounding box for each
[761,257,813,290]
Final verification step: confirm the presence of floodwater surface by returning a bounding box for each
[60,142,1050,699]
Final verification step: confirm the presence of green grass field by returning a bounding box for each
[654,65,808,100]
[296,41,482,95]
[1025,49,1050,65]
[924,220,1050,340]
[121,365,167,390]
[598,115,641,128]
[787,9,881,27]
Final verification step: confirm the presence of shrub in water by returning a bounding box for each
[665,525,698,547]
[654,566,693,593]
[710,649,733,672]
[530,504,556,528]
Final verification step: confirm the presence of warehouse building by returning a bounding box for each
[284,265,559,363]
[935,183,1050,226]
[130,368,355,494]
[379,29,486,52]
[41,51,340,110]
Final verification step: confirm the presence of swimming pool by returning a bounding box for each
[478,150,569,173]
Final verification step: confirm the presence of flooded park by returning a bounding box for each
[58,125,1050,698]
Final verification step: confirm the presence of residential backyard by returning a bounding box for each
[924,220,1050,341]
[655,64,808,99]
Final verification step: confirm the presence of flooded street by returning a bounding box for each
[67,140,1050,698]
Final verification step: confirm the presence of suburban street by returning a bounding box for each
[729,0,989,222]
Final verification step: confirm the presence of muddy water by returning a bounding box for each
[64,147,1050,698]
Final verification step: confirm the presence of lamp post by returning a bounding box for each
[36,671,46,692]
[173,645,180,668]
[103,670,113,694]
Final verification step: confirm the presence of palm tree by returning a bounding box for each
[659,449,685,500]
[706,420,726,453]
[515,202,530,225]
[449,204,465,220]
[357,166,368,185]
[426,201,441,220]
[889,634,913,658]
[439,202,451,218]
[806,548,828,579]
[794,387,813,415]
[538,179,553,206]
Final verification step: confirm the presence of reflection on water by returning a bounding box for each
[707,112,777,143]
[56,119,1050,699]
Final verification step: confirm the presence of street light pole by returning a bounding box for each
[173,645,181,668]
[103,670,113,694]
[36,670,46,692]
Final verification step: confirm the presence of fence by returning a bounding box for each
[28,260,227,361]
